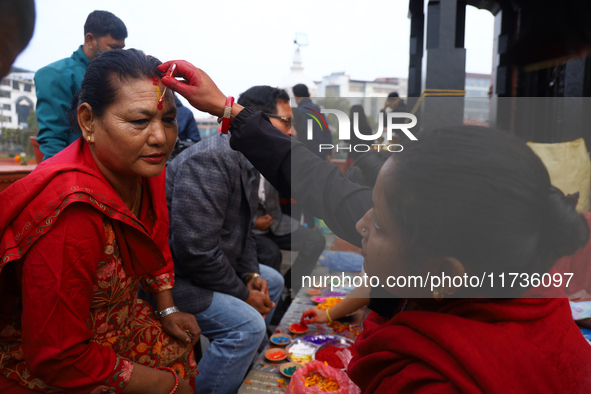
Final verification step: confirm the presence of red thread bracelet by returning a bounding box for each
[220,96,234,134]
[156,366,179,394]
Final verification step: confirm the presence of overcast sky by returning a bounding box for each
[14,0,495,118]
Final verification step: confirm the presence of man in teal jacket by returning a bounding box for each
[35,10,127,160]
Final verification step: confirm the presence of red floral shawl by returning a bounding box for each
[0,139,173,275]
[0,139,174,335]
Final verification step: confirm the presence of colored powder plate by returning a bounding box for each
[311,297,326,303]
[284,366,296,375]
[301,334,340,345]
[279,362,302,378]
[265,348,288,361]
[324,291,347,297]
[270,334,292,346]
[306,288,322,295]
[289,323,309,334]
[289,354,313,365]
[287,340,317,354]
[286,339,317,365]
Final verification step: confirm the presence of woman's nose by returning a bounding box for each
[356,209,371,238]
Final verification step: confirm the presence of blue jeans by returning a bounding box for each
[193,264,283,394]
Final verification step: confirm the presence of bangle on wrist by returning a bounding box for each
[155,306,180,319]
[244,272,260,284]
[156,366,179,394]
[326,308,333,323]
[217,96,234,134]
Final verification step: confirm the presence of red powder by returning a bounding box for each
[290,323,308,332]
[157,104,163,110]
[267,351,286,360]
[315,346,350,369]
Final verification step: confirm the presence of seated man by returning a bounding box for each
[165,127,283,394]
[238,86,326,292]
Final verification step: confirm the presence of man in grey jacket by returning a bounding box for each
[239,86,326,292]
[166,131,283,394]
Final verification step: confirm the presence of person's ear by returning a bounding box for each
[429,256,465,299]
[78,103,95,145]
[84,32,96,49]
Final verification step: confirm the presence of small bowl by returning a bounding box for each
[265,347,288,362]
[288,323,309,334]
[311,297,326,303]
[270,333,292,346]
[279,362,303,378]
[305,288,322,296]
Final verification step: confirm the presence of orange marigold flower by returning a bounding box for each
[136,342,147,353]
[153,341,162,355]
[171,362,186,379]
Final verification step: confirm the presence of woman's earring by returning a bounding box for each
[444,287,456,297]
[433,288,443,301]
[86,134,93,145]
[433,287,456,301]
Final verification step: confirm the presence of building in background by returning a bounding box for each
[277,36,408,122]
[0,67,36,130]
[195,117,220,140]
[315,72,408,121]
[316,72,408,98]
[279,47,318,97]
[464,72,492,125]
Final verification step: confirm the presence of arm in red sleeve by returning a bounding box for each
[21,203,133,394]
[141,171,175,293]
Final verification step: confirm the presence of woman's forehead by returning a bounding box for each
[375,159,395,190]
[112,78,172,109]
[372,160,397,218]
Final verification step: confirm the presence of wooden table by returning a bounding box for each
[238,284,364,393]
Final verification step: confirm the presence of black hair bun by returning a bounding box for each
[541,186,590,261]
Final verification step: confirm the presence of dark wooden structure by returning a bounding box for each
[408,0,591,146]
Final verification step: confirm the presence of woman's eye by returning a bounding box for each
[374,221,382,231]
[130,119,149,126]
[163,117,176,124]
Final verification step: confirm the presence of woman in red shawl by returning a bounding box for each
[158,60,591,393]
[0,50,198,394]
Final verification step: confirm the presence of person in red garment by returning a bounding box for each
[0,49,198,393]
[158,59,591,393]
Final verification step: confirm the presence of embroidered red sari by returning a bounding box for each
[0,140,197,393]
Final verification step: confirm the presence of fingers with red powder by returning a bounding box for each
[157,60,228,118]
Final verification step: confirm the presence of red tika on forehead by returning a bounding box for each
[154,80,164,110]
[157,63,177,110]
